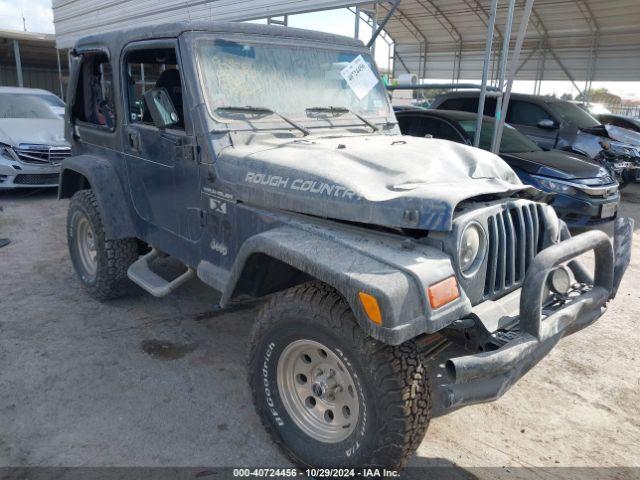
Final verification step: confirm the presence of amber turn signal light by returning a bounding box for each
[358,292,382,325]
[427,276,460,309]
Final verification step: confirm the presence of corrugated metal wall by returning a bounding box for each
[52,0,371,48]
[0,65,65,94]
[52,0,640,82]
[383,0,640,82]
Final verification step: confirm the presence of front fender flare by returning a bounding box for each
[217,226,468,345]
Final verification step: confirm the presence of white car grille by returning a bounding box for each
[16,144,71,165]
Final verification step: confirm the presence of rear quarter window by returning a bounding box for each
[439,97,496,116]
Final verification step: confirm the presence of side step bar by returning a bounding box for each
[127,248,195,298]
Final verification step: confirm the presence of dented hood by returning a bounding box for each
[218,134,533,231]
[604,124,640,146]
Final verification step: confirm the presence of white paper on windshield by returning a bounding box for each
[340,55,379,100]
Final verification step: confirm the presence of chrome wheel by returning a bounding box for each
[75,215,98,279]
[277,339,359,444]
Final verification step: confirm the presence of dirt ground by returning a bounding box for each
[0,185,639,479]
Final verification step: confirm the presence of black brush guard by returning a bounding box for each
[434,217,633,415]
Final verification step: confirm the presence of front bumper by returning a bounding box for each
[431,217,633,416]
[0,157,60,189]
[552,191,619,227]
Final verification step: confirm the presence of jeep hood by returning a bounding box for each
[218,134,535,231]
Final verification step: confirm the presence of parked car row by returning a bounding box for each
[0,87,69,189]
[429,91,640,186]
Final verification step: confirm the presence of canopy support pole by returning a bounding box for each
[473,0,499,147]
[494,0,535,153]
[490,0,516,153]
[13,40,23,88]
[57,48,64,100]
[367,0,399,48]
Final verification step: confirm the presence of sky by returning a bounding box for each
[2,0,638,101]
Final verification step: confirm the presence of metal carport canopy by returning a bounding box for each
[381,0,640,82]
[52,0,640,83]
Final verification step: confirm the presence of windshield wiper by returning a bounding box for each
[215,106,310,136]
[305,106,379,133]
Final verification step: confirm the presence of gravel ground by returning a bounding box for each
[0,185,639,479]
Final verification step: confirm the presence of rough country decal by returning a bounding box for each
[245,172,361,200]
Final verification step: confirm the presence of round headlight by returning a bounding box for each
[459,223,486,275]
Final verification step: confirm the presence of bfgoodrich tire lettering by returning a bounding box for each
[247,282,432,468]
[67,189,139,301]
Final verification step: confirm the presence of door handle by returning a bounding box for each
[128,131,140,151]
[160,132,183,146]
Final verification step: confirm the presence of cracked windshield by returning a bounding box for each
[196,39,391,123]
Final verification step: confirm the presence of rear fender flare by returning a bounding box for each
[58,155,136,239]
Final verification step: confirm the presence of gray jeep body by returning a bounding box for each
[59,21,632,416]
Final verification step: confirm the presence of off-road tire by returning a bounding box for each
[67,189,139,301]
[248,282,431,469]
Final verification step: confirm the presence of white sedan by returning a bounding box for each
[0,87,70,189]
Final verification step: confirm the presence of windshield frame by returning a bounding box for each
[192,33,395,131]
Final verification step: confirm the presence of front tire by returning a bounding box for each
[248,282,431,469]
[67,189,139,301]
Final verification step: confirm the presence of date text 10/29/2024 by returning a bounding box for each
[233,468,401,478]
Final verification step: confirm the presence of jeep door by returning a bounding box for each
[121,41,203,245]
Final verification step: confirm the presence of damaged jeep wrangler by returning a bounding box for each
[59,22,633,468]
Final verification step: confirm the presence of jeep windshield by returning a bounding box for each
[196,39,392,130]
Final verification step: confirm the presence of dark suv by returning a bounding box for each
[58,21,632,469]
[431,92,640,175]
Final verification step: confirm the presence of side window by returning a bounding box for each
[399,116,441,137]
[398,116,464,143]
[436,121,464,142]
[507,100,553,127]
[440,98,469,112]
[124,47,184,129]
[440,97,496,116]
[71,52,115,129]
[479,97,496,116]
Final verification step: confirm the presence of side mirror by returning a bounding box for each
[143,88,179,128]
[537,119,558,130]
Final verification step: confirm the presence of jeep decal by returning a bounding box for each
[245,172,361,200]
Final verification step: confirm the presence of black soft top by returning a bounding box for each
[73,20,364,54]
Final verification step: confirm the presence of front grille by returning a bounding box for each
[484,203,545,297]
[16,145,71,165]
[14,174,60,185]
